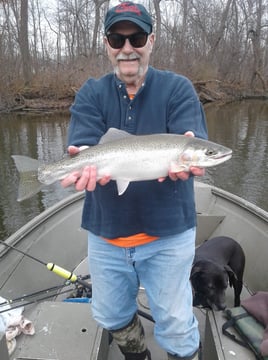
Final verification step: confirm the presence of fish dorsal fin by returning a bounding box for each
[99,128,133,144]
[116,180,130,196]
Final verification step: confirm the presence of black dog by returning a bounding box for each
[190,236,245,311]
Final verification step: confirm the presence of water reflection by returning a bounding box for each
[204,100,268,211]
[0,100,267,241]
[0,114,75,240]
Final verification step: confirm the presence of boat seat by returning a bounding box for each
[202,286,256,360]
[12,301,109,360]
[203,310,258,359]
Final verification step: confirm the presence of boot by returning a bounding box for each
[121,349,151,360]
[110,313,151,360]
[168,348,200,360]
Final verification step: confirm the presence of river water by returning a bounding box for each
[0,100,267,241]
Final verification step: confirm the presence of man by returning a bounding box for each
[61,2,207,359]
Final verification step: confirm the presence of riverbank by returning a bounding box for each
[1,79,267,114]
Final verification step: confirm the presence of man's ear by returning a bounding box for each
[148,33,155,52]
[103,37,110,54]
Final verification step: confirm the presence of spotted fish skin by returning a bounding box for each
[12,128,232,201]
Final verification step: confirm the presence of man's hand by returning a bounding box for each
[60,146,110,191]
[158,131,205,183]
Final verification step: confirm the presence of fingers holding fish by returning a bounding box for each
[169,170,190,181]
[190,166,205,177]
[98,175,111,187]
[184,130,195,137]
[60,166,93,190]
[61,166,93,191]
[159,166,205,182]
[166,130,204,181]
[62,146,99,191]
[60,171,81,188]
[76,166,96,191]
[171,167,205,180]
[67,145,80,156]
[76,166,111,191]
[61,166,111,192]
[68,145,89,156]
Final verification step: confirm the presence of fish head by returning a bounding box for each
[178,140,232,169]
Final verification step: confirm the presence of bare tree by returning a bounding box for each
[208,0,233,60]
[19,0,32,84]
[92,0,107,51]
[248,0,266,90]
[153,0,161,47]
[1,0,268,106]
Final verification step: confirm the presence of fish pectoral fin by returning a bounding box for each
[116,180,130,196]
[170,161,189,173]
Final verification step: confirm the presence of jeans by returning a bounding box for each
[87,228,199,357]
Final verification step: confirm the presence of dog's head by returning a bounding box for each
[190,260,236,311]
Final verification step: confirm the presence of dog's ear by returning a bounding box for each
[190,262,204,279]
[224,265,238,279]
[224,265,238,287]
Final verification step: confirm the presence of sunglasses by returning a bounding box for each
[106,32,149,49]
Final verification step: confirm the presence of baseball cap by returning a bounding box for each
[104,2,153,34]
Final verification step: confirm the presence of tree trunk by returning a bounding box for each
[20,0,31,85]
[209,0,233,61]
[249,0,266,90]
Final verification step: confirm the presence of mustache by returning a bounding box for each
[116,53,140,61]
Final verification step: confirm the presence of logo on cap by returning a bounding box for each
[115,2,141,16]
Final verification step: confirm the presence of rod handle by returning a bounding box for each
[47,263,77,282]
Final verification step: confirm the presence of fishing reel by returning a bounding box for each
[66,274,92,300]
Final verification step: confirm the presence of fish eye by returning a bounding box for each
[205,148,217,156]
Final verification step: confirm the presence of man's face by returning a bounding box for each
[104,21,154,84]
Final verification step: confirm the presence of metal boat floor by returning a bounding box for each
[11,301,108,360]
[10,258,256,360]
[74,257,256,360]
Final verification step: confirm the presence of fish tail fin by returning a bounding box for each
[12,155,43,201]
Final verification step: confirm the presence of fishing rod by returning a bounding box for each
[0,283,66,307]
[0,240,155,323]
[0,287,75,314]
[0,240,91,289]
[0,274,90,308]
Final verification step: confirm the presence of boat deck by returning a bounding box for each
[2,185,267,360]
[10,257,256,360]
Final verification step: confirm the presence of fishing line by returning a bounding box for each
[0,240,46,265]
[0,240,91,289]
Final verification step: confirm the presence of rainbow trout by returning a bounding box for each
[12,128,232,201]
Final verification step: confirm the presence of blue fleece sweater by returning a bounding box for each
[68,66,208,238]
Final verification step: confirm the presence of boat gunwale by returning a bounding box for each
[209,184,268,222]
[0,192,85,258]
